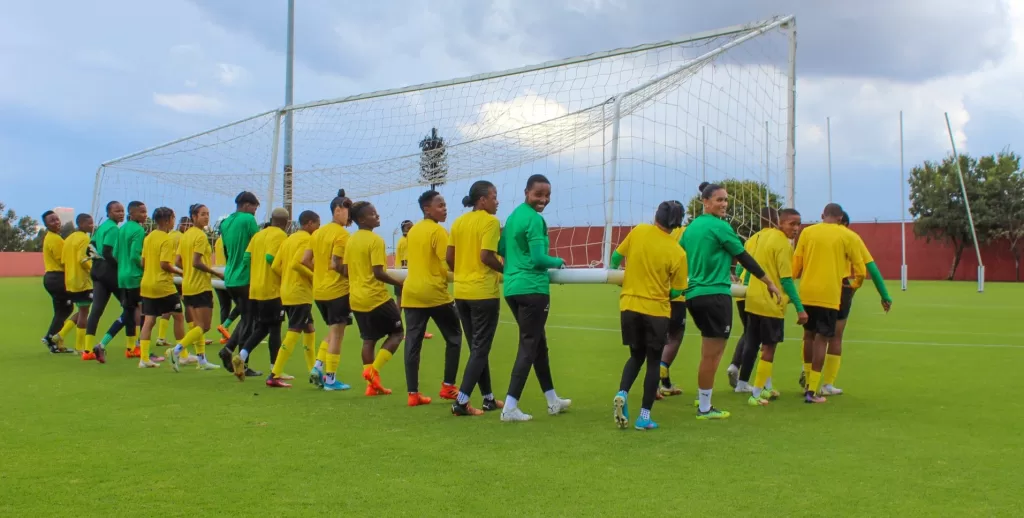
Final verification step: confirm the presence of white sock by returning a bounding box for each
[457,392,470,405]
[698,388,712,413]
[314,359,324,370]
[727,364,738,373]
[482,393,494,401]
[239,349,249,362]
[544,389,559,406]
[639,408,651,420]
[736,380,749,391]
[765,377,773,390]
[505,395,518,411]
[752,386,762,398]
[173,344,183,355]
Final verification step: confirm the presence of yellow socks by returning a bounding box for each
[194,328,207,356]
[85,334,95,351]
[302,333,316,371]
[59,319,76,340]
[822,354,842,386]
[180,326,205,354]
[158,319,168,342]
[659,363,668,379]
[272,332,301,377]
[75,327,86,352]
[325,353,341,375]
[317,341,329,363]
[372,349,393,372]
[126,335,136,350]
[753,360,773,389]
[806,370,822,393]
[140,339,151,361]
[802,362,811,376]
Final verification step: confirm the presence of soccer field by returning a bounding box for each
[1,277,1022,517]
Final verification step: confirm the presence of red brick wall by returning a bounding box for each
[0,252,44,277]
[548,223,1022,282]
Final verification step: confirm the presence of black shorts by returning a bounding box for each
[176,284,183,297]
[745,313,785,346]
[803,305,839,338]
[183,291,214,309]
[315,295,352,326]
[68,290,93,306]
[353,300,404,342]
[253,298,285,324]
[285,303,314,330]
[43,272,69,305]
[121,287,141,308]
[837,286,855,320]
[686,294,733,339]
[142,294,182,317]
[736,299,748,329]
[620,310,669,351]
[668,301,687,338]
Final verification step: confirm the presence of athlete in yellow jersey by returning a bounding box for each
[159,218,193,349]
[449,181,505,416]
[402,191,463,407]
[344,201,405,397]
[609,201,687,430]
[792,203,865,403]
[138,207,185,368]
[62,214,96,360]
[213,234,240,342]
[40,210,76,353]
[658,224,688,397]
[230,208,289,381]
[303,190,354,391]
[393,219,412,302]
[268,210,321,387]
[726,227,760,389]
[737,209,807,405]
[171,204,223,372]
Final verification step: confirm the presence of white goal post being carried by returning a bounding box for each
[95,16,796,288]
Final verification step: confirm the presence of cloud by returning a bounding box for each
[217,63,246,86]
[153,93,225,114]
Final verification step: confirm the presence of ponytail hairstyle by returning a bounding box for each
[699,181,724,200]
[189,203,206,219]
[152,207,175,224]
[463,180,495,208]
[654,200,684,230]
[840,211,851,227]
[329,189,352,213]
[349,201,372,225]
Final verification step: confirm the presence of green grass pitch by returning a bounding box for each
[1,277,1022,516]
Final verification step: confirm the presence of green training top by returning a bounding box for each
[500,203,564,297]
[220,211,259,288]
[90,219,119,281]
[114,220,145,289]
[680,214,745,299]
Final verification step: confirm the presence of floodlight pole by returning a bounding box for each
[826,116,833,202]
[899,111,907,291]
[282,0,295,217]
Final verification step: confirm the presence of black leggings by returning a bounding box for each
[619,344,662,411]
[456,299,500,398]
[505,294,555,400]
[223,286,251,352]
[215,288,241,325]
[43,272,72,339]
[731,300,749,367]
[242,320,281,365]
[86,279,120,336]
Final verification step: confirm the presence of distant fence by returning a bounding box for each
[3,223,1019,281]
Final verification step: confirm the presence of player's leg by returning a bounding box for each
[659,301,686,396]
[726,300,748,388]
[501,295,535,422]
[473,299,501,409]
[322,297,351,391]
[433,303,463,401]
[403,307,431,406]
[751,341,777,405]
[74,298,94,359]
[368,301,404,394]
[219,285,250,369]
[270,305,308,386]
[803,307,832,404]
[799,329,813,389]
[736,316,763,393]
[264,309,283,382]
[301,322,317,372]
[233,305,269,382]
[43,273,74,351]
[85,280,112,350]
[138,299,162,368]
[526,295,569,416]
[822,287,853,395]
[691,295,732,420]
[614,311,644,428]
[214,287,234,341]
[453,299,500,416]
[189,294,218,370]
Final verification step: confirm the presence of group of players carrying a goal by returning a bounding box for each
[38,175,892,430]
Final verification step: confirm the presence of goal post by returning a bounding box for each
[97,16,795,287]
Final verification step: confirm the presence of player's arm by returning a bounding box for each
[669,249,688,300]
[370,238,401,287]
[301,248,314,272]
[479,219,503,273]
[846,237,867,289]
[775,244,806,322]
[79,242,93,271]
[330,233,347,274]
[526,216,564,269]
[291,249,313,280]
[160,241,183,276]
[720,227,780,302]
[130,232,144,269]
[609,230,632,270]
[194,251,222,278]
[446,245,456,272]
[433,230,450,274]
[791,233,806,278]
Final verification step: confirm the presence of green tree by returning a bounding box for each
[985,153,1024,280]
[0,202,43,252]
[685,179,783,239]
[908,153,1004,280]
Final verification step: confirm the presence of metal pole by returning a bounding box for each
[283,0,295,217]
[601,97,622,267]
[784,18,797,208]
[765,120,770,207]
[266,111,283,221]
[899,111,907,291]
[826,116,833,203]
[90,166,104,218]
[702,126,707,182]
[944,112,984,292]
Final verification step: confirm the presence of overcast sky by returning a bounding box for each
[1,0,1020,226]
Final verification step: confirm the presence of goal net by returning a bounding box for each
[95,16,795,270]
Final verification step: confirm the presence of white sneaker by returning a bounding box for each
[197,362,221,371]
[500,407,533,422]
[820,385,844,396]
[179,355,199,366]
[727,364,739,388]
[138,360,160,368]
[734,383,753,394]
[547,398,572,415]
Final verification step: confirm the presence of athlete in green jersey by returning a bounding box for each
[217,191,262,375]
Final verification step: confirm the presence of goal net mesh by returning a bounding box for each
[96,17,792,266]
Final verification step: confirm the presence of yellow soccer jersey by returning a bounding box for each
[141,230,177,299]
[669,226,687,302]
[396,235,409,267]
[344,229,391,312]
[402,219,453,308]
[168,230,183,256]
[43,232,64,273]
[308,222,350,301]
[843,227,873,289]
[615,223,687,318]
[793,223,865,310]
[62,231,93,293]
[276,230,314,306]
[744,228,793,319]
[214,236,226,267]
[247,226,287,301]
[179,227,212,296]
[450,210,502,300]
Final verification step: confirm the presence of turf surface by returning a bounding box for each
[1,277,1022,516]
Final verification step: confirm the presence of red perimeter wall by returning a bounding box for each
[548,222,1022,282]
[3,224,1020,281]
